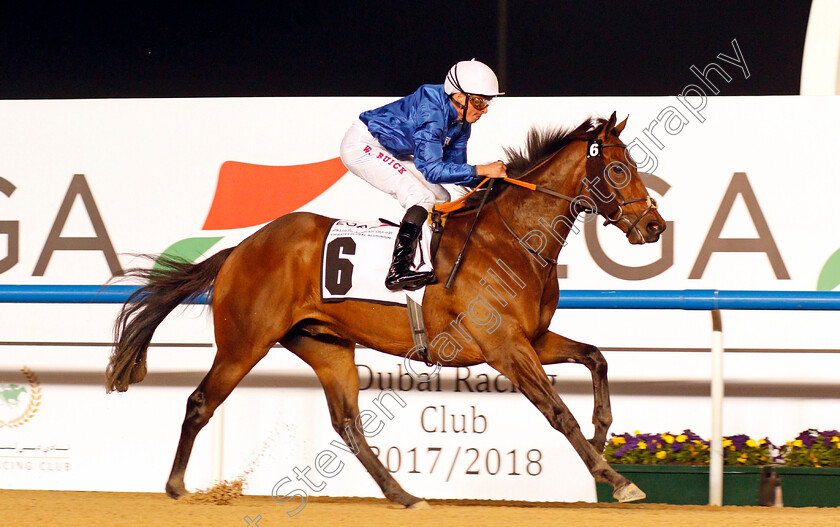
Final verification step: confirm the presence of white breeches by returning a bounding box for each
[340,120,453,211]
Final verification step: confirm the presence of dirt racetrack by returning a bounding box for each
[2,490,839,527]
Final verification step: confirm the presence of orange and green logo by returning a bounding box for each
[158,158,347,267]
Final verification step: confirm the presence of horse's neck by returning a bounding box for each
[496,150,584,262]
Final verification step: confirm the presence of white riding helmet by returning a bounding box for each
[444,59,505,97]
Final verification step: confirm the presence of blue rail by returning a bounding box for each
[555,289,840,310]
[0,285,209,304]
[1,285,839,310]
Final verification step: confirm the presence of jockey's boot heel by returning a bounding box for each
[385,206,436,292]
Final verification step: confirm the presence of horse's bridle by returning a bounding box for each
[580,142,660,235]
[491,139,660,264]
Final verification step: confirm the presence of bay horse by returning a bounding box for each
[106,112,664,506]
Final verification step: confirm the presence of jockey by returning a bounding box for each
[340,59,508,291]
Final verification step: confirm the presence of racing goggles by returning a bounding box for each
[467,94,493,111]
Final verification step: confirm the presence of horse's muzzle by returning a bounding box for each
[645,219,665,241]
[627,217,666,244]
[645,220,668,235]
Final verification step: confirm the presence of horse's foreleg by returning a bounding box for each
[284,333,427,509]
[483,339,643,502]
[533,331,612,453]
[165,346,270,499]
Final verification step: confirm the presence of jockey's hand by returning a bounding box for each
[477,161,507,179]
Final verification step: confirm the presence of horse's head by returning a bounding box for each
[580,112,666,244]
[493,114,666,260]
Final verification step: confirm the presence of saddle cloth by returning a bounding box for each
[320,219,432,306]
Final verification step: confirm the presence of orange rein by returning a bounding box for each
[433,177,535,214]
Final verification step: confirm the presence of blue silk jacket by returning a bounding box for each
[359,84,479,186]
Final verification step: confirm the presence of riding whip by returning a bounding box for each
[445,178,496,289]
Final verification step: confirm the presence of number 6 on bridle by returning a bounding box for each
[107,112,665,506]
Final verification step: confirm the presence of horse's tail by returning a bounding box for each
[105,248,235,393]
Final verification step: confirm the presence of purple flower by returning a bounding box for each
[682,429,703,442]
[728,434,749,450]
[797,429,817,448]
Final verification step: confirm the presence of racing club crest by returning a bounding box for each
[0,366,41,428]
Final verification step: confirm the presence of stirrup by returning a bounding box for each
[407,298,433,366]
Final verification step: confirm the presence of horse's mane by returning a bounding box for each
[458,116,608,211]
[503,116,608,178]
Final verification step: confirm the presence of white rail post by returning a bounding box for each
[709,309,724,506]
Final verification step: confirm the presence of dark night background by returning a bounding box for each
[1,2,812,99]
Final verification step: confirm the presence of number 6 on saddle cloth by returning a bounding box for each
[321,219,433,307]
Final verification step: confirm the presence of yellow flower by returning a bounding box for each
[611,437,626,445]
[656,451,667,459]
[738,454,748,463]
[832,436,839,443]
[638,441,647,450]
[746,439,757,448]
[794,439,803,447]
[759,439,766,445]
[634,430,641,435]
[722,439,733,448]
[663,434,675,444]
[676,435,688,443]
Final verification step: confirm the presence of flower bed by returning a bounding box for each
[775,429,840,507]
[598,429,840,507]
[780,429,840,467]
[596,429,774,505]
[603,429,774,466]
[595,464,769,505]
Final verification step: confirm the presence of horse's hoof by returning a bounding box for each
[165,483,187,500]
[613,483,646,503]
[407,500,430,510]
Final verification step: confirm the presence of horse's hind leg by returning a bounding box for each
[282,332,427,508]
[165,342,271,499]
[483,338,644,503]
[533,331,612,453]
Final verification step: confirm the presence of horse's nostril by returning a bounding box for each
[646,221,662,235]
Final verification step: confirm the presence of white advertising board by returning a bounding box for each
[1,95,839,507]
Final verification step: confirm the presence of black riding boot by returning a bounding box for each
[385,206,436,292]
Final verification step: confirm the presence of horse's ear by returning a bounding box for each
[614,116,628,137]
[605,111,617,134]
